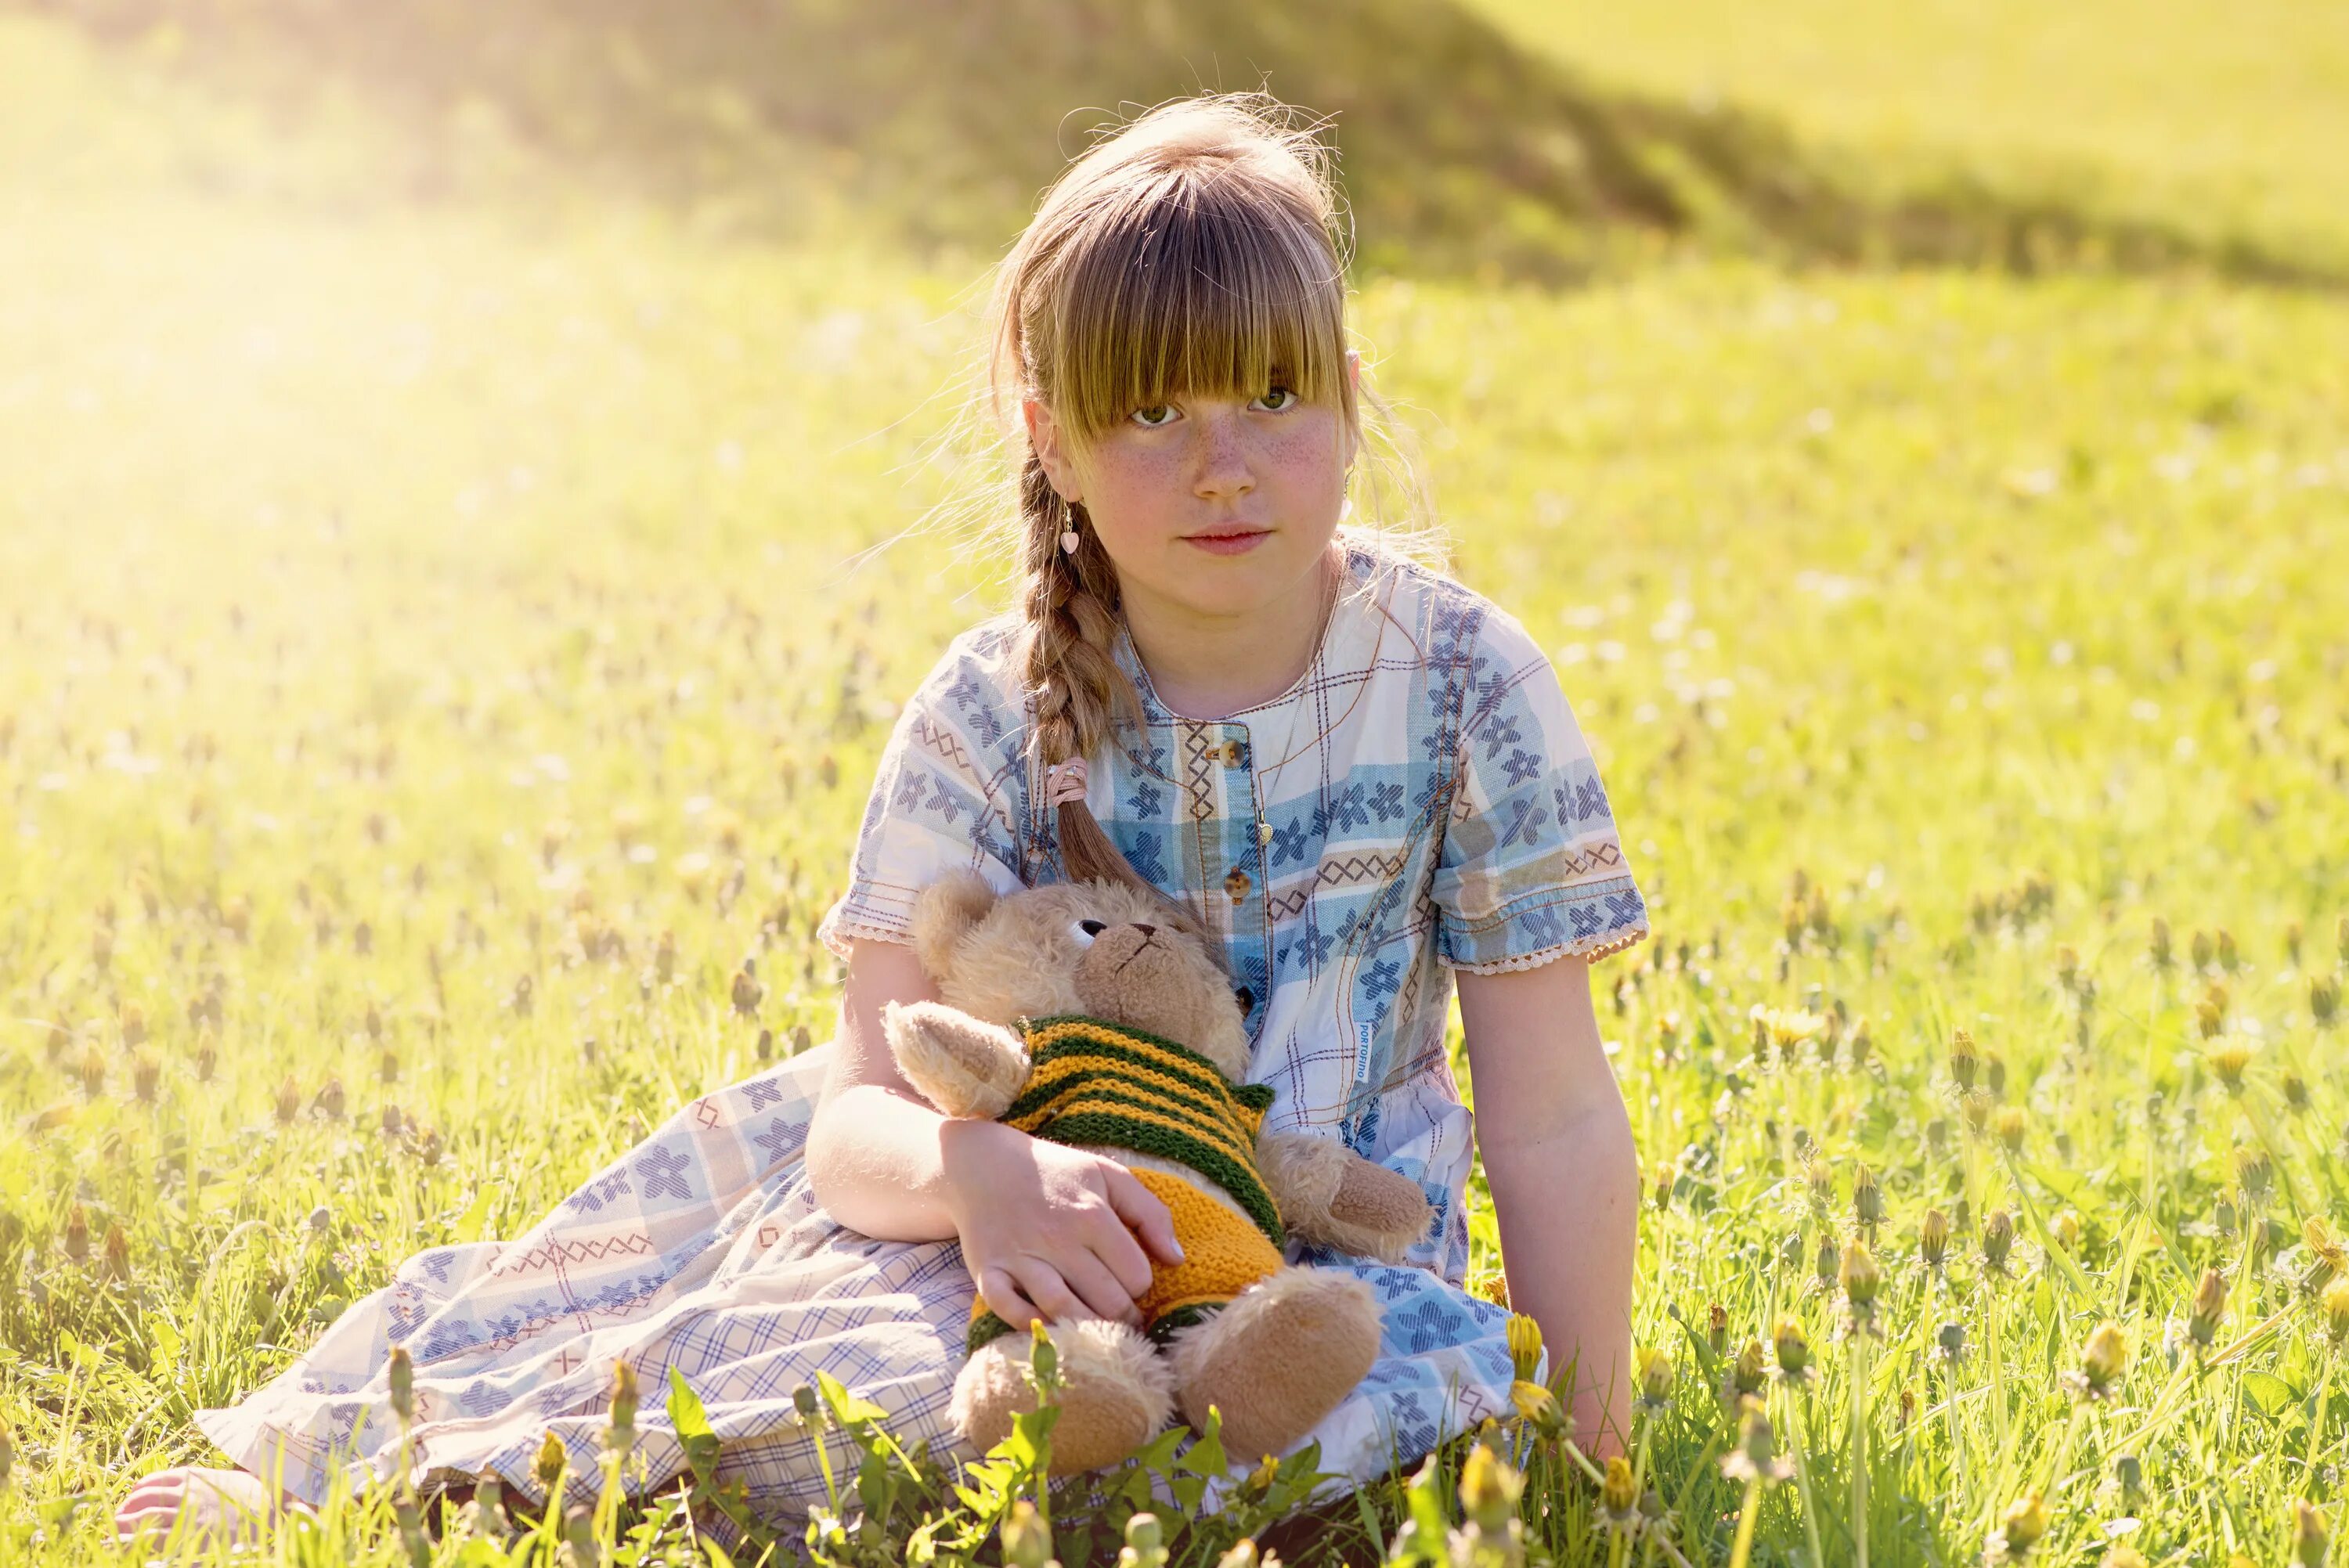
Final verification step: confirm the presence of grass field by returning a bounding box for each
[3,5,2349,1564]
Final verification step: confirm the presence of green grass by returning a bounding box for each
[4,6,2349,1565]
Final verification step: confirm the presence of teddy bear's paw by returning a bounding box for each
[1167,1267,1381,1463]
[951,1318,1172,1475]
[881,1000,1029,1119]
[1325,1159,1435,1262]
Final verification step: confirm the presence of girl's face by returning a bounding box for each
[1026,349,1361,625]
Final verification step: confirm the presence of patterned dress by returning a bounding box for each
[193,540,1649,1539]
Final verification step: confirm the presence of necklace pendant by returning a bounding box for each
[1257,817,1274,845]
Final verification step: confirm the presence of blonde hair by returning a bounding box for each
[931,91,1443,896]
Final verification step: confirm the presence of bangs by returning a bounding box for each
[1044,168,1348,447]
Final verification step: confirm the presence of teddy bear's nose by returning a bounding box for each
[1131,923,1157,937]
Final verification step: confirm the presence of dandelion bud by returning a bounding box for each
[0,1422,12,1492]
[731,962,763,1019]
[1773,1317,1811,1377]
[1651,1164,1672,1211]
[273,1074,301,1123]
[380,1047,400,1084]
[1002,1499,1055,1568]
[1600,1454,1639,1522]
[1635,1346,1675,1410]
[2055,945,2079,991]
[2287,921,2305,968]
[2336,912,2349,965]
[1815,1235,1839,1290]
[2235,1145,2273,1204]
[1722,1395,1788,1483]
[2052,1209,2083,1253]
[1921,1207,1950,1269]
[2314,974,2341,1030]
[1510,1379,1564,1434]
[2189,1268,2227,1348]
[307,1205,333,1235]
[1997,1491,2051,1559]
[607,1360,638,1440]
[2076,1321,2127,1400]
[1950,1029,1979,1090]
[316,1076,345,1119]
[1853,1163,1883,1230]
[194,1029,217,1083]
[1459,1443,1521,1533]
[2297,1501,2329,1568]
[103,1224,131,1281]
[1708,1301,1729,1356]
[2322,1277,2349,1344]
[1805,1158,1835,1214]
[2149,917,2174,970]
[63,1204,89,1262]
[131,1051,160,1104]
[1995,1107,2026,1154]
[1937,1321,1967,1363]
[533,1429,567,1494]
[1839,1240,1882,1314]
[1983,1209,2015,1271]
[1986,1054,2008,1098]
[2287,1072,2312,1112]
[2208,1036,2253,1095]
[1729,1338,1768,1399]
[2112,1452,2143,1502]
[2104,1548,2149,1568]
[2191,929,2215,970]
[388,1345,414,1425]
[78,1046,106,1098]
[1962,1090,1993,1135]
[1506,1312,1543,1381]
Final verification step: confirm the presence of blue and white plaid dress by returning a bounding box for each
[195,541,1648,1537]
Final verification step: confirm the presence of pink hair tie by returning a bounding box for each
[1045,757,1090,806]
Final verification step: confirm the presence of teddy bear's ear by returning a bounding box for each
[910,870,1001,979]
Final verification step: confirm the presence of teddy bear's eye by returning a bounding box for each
[1071,918,1106,946]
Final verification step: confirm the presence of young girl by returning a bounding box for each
[117,91,1647,1551]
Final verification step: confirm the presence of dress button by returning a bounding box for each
[1221,739,1250,767]
[1223,865,1252,904]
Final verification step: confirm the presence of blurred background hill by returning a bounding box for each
[16,0,2349,285]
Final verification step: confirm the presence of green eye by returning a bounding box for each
[1257,387,1297,410]
[1131,403,1174,427]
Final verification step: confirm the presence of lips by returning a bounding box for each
[1183,526,1271,557]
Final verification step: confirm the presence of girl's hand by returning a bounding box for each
[940,1119,1185,1328]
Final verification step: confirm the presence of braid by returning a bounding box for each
[1013,452,1209,939]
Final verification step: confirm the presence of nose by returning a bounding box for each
[1131,923,1157,937]
[1192,409,1254,500]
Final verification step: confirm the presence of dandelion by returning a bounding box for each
[2236,1145,2274,1206]
[1459,1442,1523,1535]
[2055,945,2080,992]
[2302,1218,2347,1295]
[2068,1321,2127,1401]
[1950,1028,1979,1090]
[388,1344,414,1425]
[1773,1316,1814,1381]
[2216,928,2241,971]
[1805,1157,1836,1215]
[1988,1491,2051,1563]
[103,1224,131,1281]
[1982,1209,2016,1273]
[1853,1162,1884,1232]
[1921,1207,1950,1271]
[131,1051,160,1103]
[2322,1277,2349,1346]
[1635,1346,1676,1412]
[63,1204,89,1263]
[1723,1337,1769,1403]
[1719,1394,1792,1483]
[1937,1321,1968,1364]
[78,1045,106,1098]
[1709,1300,1730,1356]
[2051,1209,2083,1253]
[2192,929,2216,971]
[2207,1036,2252,1093]
[1995,1106,2027,1154]
[1509,1378,1564,1435]
[533,1429,568,1498]
[2297,1501,2329,1568]
[2287,1072,2312,1112]
[273,1073,301,1123]
[2189,1267,2228,1350]
[2314,973,2341,1030]
[731,960,763,1018]
[1506,1312,1543,1381]
[1599,1454,1640,1534]
[2149,917,2174,971]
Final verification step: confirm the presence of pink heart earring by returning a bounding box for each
[1059,500,1081,557]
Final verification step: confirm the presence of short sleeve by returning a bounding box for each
[815,633,1030,960]
[1427,607,1650,972]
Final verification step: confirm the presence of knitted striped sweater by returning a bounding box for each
[1006,1015,1283,1247]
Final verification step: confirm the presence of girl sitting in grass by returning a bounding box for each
[119,89,1648,1552]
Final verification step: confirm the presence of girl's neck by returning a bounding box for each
[1120,546,1340,721]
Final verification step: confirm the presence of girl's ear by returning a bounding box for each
[910,871,1000,981]
[1023,397,1080,505]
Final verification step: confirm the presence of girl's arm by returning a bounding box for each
[803,938,1186,1328]
[1456,953,1637,1458]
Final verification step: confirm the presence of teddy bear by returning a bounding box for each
[880,869,1435,1474]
